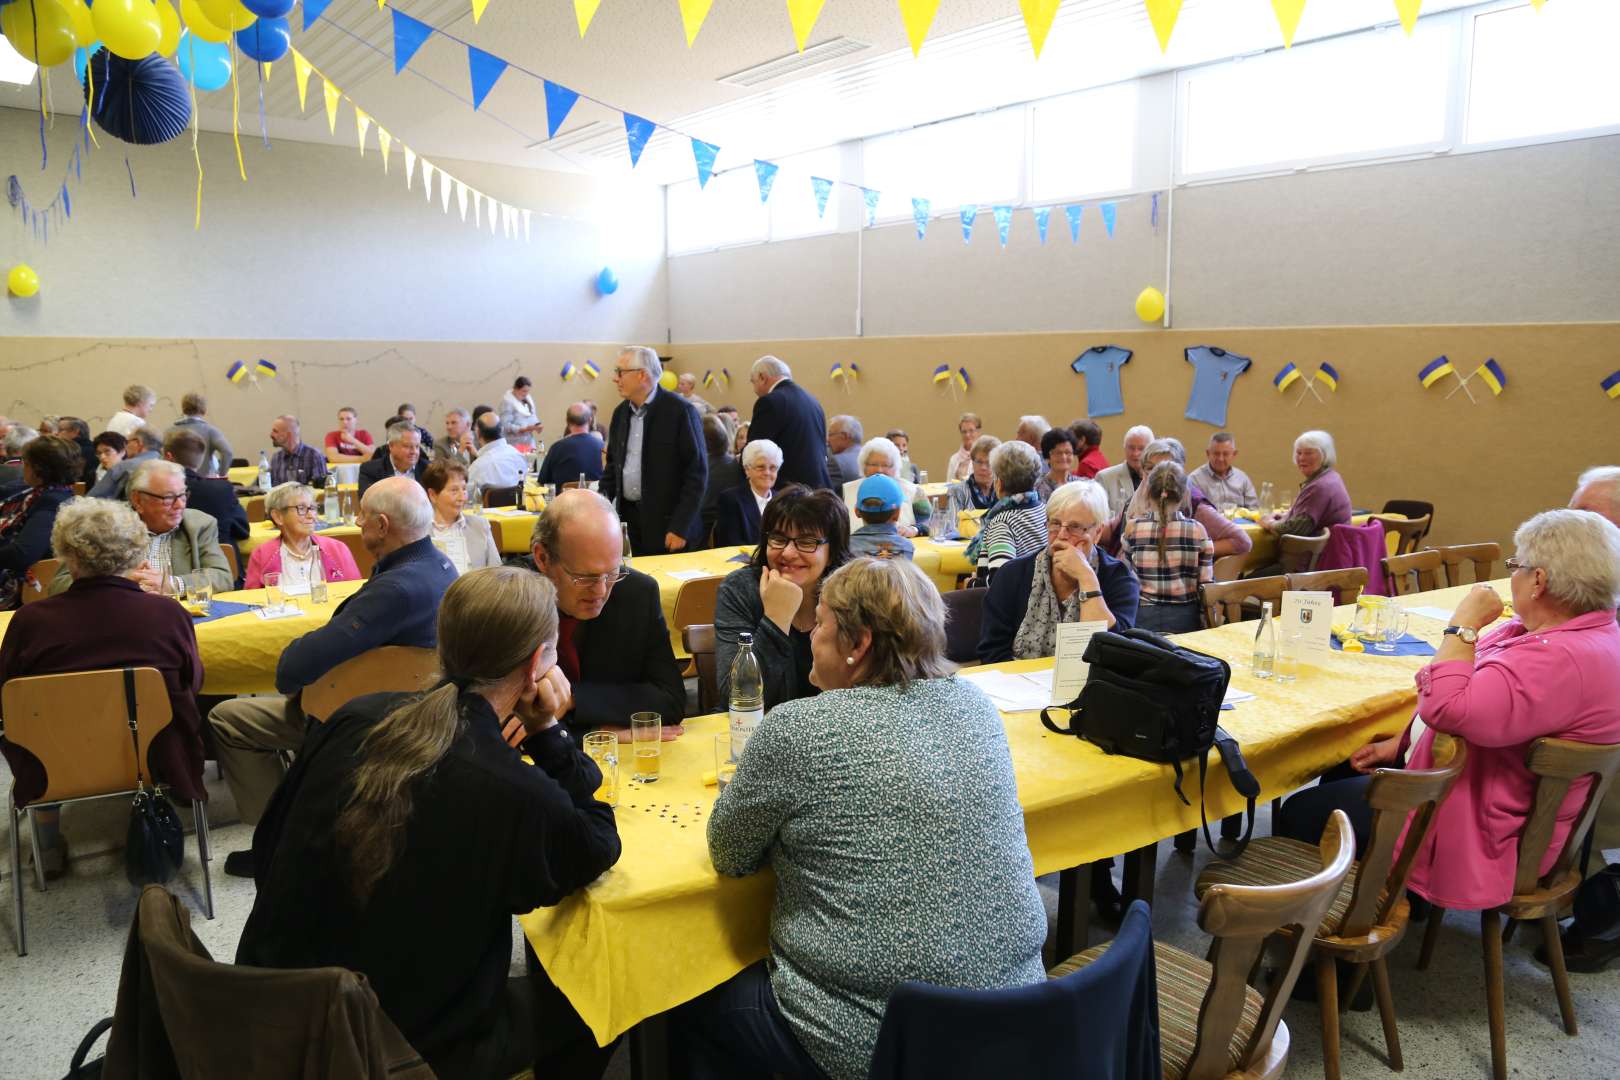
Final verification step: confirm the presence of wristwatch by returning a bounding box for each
[1443,625,1479,644]
[1079,590,1103,602]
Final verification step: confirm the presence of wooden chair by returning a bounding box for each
[1196,736,1468,1080]
[1212,553,1247,583]
[1417,738,1620,1080]
[1053,810,1356,1080]
[1277,531,1330,574]
[669,574,723,670]
[300,646,441,723]
[1380,500,1434,542]
[3,668,214,955]
[20,558,59,605]
[1435,542,1502,586]
[684,624,719,714]
[482,484,520,509]
[71,482,85,496]
[942,587,988,665]
[1369,514,1431,558]
[334,531,375,579]
[1382,550,1445,596]
[220,545,240,589]
[1200,575,1288,629]
[1286,567,1368,608]
[244,496,267,524]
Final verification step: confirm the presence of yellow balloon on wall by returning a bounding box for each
[63,0,96,47]
[94,0,164,60]
[155,0,181,56]
[8,264,41,299]
[1134,286,1166,323]
[197,0,256,32]
[180,0,228,42]
[658,370,678,391]
[0,0,78,66]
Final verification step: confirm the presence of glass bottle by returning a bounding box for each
[1252,600,1277,679]
[308,544,329,604]
[728,633,764,757]
[257,450,272,493]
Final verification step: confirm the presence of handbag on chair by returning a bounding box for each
[121,667,184,888]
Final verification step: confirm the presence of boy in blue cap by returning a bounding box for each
[849,474,916,560]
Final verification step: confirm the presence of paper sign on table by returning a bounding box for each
[958,670,1054,713]
[1403,606,1455,623]
[1280,591,1334,655]
[254,605,304,621]
[1050,620,1108,705]
[664,569,719,582]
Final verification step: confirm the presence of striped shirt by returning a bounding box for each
[1119,513,1213,604]
[976,499,1047,580]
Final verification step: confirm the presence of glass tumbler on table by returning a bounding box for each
[630,712,661,784]
[583,731,620,807]
[1275,630,1302,683]
[1374,606,1411,653]
[714,732,737,792]
[263,571,284,615]
[184,571,212,616]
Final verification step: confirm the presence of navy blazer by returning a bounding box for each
[712,485,765,548]
[602,389,708,553]
[357,454,429,498]
[183,469,250,548]
[537,432,604,486]
[0,485,72,576]
[748,380,831,491]
[977,548,1140,665]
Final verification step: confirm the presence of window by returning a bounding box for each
[1466,0,1620,145]
[768,147,844,241]
[1031,81,1138,202]
[666,167,767,255]
[861,110,1024,222]
[1179,19,1455,178]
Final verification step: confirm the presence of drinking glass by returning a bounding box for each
[1350,595,1390,640]
[184,571,212,616]
[621,522,634,562]
[1219,500,1237,518]
[263,571,284,615]
[583,731,620,807]
[1275,631,1301,683]
[714,732,737,792]
[630,712,661,784]
[1374,606,1411,653]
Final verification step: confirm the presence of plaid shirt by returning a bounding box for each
[1119,513,1213,604]
[270,442,328,486]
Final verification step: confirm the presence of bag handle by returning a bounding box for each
[1039,704,1077,736]
[1199,726,1260,859]
[122,666,145,790]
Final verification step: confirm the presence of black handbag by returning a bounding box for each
[1040,627,1260,858]
[122,667,184,888]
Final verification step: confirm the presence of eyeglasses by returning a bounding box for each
[766,533,829,554]
[133,490,187,507]
[279,503,319,518]
[1505,557,1535,574]
[1048,520,1098,535]
[612,367,644,379]
[559,562,628,588]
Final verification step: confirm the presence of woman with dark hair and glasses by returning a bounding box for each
[715,485,852,710]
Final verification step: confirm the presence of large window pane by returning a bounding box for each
[1466,0,1620,145]
[862,110,1024,221]
[667,168,767,255]
[1031,81,1138,203]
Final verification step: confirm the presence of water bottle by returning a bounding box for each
[257,450,272,493]
[1252,600,1277,679]
[322,480,339,525]
[728,633,764,757]
[309,545,329,604]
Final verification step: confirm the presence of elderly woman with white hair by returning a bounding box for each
[840,437,932,537]
[244,481,363,590]
[979,478,1139,664]
[967,440,1048,585]
[715,438,784,548]
[1,498,206,877]
[1261,429,1351,538]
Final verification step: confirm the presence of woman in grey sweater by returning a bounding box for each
[681,558,1048,1080]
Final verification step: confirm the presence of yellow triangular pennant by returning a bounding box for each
[787,0,826,52]
[1393,0,1421,36]
[355,108,372,155]
[456,180,469,221]
[1530,0,1546,8]
[678,0,713,46]
[1018,0,1061,59]
[471,0,492,20]
[378,128,392,171]
[323,79,341,135]
[262,62,272,82]
[1144,0,1181,53]
[1272,0,1306,47]
[404,145,417,189]
[293,49,312,112]
[574,0,601,37]
[897,0,940,57]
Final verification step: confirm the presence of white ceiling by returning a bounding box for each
[3,0,1483,185]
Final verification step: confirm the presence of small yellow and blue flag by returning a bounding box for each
[1475,358,1507,396]
[1273,363,1300,392]
[254,359,278,379]
[702,369,716,389]
[226,361,247,384]
[719,368,731,388]
[1418,356,1454,388]
[582,360,601,379]
[560,362,577,381]
[954,367,971,392]
[1602,371,1620,400]
[847,363,859,382]
[1315,362,1339,391]
[932,363,951,384]
[830,362,845,381]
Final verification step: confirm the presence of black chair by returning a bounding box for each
[482,484,520,508]
[941,587,987,665]
[1380,500,1435,542]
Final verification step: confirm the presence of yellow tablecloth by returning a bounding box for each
[227,465,259,487]
[521,580,1504,1046]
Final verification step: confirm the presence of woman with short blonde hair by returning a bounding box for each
[243,482,362,589]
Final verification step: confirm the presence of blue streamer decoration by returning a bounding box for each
[992,205,1012,247]
[961,206,977,243]
[754,159,779,204]
[1065,204,1082,242]
[691,138,720,188]
[1100,201,1117,237]
[810,176,832,218]
[623,112,657,167]
[1033,206,1050,244]
[860,187,881,227]
[543,80,579,139]
[911,197,930,240]
[1150,191,1159,228]
[467,46,509,110]
[392,9,433,74]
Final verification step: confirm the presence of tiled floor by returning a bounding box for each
[3,758,1619,1079]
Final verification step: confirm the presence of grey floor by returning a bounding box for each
[3,756,1620,1080]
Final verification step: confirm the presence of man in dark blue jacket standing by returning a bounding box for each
[745,355,832,491]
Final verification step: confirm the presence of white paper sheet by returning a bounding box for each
[1402,606,1456,623]
[959,669,1056,713]
[1223,688,1256,706]
[1050,621,1108,705]
[663,569,719,582]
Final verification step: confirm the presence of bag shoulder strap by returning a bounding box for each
[1199,725,1260,858]
[1039,704,1076,736]
[122,666,144,788]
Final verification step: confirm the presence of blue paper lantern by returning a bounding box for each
[176,29,230,92]
[596,267,619,296]
[235,15,289,62]
[240,0,295,16]
[82,49,193,146]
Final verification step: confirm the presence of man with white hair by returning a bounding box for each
[209,477,457,875]
[1572,467,1620,530]
[676,371,716,416]
[359,420,429,496]
[746,355,831,490]
[1094,424,1155,515]
[1014,416,1050,450]
[604,346,708,554]
[825,414,864,489]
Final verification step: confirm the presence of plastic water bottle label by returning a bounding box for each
[729,708,763,756]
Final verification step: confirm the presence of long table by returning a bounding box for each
[239,509,538,558]
[519,580,1502,1048]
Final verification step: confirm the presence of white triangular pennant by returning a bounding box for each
[404,146,417,189]
[422,160,435,201]
[473,190,483,228]
[522,209,532,242]
[377,128,393,172]
[440,170,452,213]
[456,180,469,220]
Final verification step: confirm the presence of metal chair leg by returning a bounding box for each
[25,807,45,893]
[10,798,26,956]
[193,801,215,920]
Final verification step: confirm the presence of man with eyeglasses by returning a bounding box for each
[529,490,686,739]
[603,346,707,556]
[51,459,233,596]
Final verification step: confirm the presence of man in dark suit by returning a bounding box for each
[55,416,98,488]
[530,490,686,735]
[538,402,605,487]
[163,427,249,573]
[746,355,832,491]
[358,423,428,497]
[602,347,707,556]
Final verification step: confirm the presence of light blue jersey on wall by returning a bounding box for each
[1184,346,1252,427]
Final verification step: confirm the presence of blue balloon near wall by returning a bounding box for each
[176,30,231,92]
[241,0,295,16]
[74,42,103,83]
[596,267,619,296]
[235,15,289,62]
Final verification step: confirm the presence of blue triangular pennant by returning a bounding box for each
[467,46,508,110]
[543,81,579,139]
[303,0,334,32]
[754,160,779,204]
[61,183,71,219]
[860,187,881,227]
[961,206,977,243]
[623,113,656,167]
[391,10,433,74]
[691,139,720,188]
[1065,204,1082,242]
[992,205,1012,247]
[1100,201,1117,237]
[911,197,930,240]
[810,176,833,218]
[1033,206,1050,244]
[1150,192,1160,228]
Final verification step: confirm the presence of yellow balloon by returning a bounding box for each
[1134,286,1166,323]
[94,0,163,60]
[1,0,78,66]
[197,0,256,32]
[181,0,229,41]
[63,0,96,48]
[155,0,181,56]
[658,370,679,391]
[8,264,41,299]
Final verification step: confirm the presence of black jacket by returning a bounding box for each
[601,389,707,553]
[978,548,1141,664]
[183,468,250,557]
[357,454,428,498]
[701,453,744,543]
[238,690,619,1078]
[748,380,831,490]
[568,566,688,733]
[0,485,72,576]
[712,485,764,549]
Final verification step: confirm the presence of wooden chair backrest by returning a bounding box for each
[1277,530,1330,573]
[1380,500,1435,539]
[1189,811,1356,1080]
[245,496,268,524]
[1286,567,1368,608]
[1382,550,1445,596]
[1199,575,1287,629]
[671,575,723,632]
[221,545,240,587]
[1337,735,1468,937]
[1513,738,1620,897]
[1211,553,1246,583]
[0,668,173,804]
[1370,514,1431,557]
[334,531,375,579]
[20,558,59,605]
[482,484,520,509]
[301,646,441,722]
[1435,542,1502,587]
[683,624,719,714]
[71,482,86,497]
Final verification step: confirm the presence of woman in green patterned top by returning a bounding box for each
[676,558,1048,1080]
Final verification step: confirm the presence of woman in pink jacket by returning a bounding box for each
[243,482,362,590]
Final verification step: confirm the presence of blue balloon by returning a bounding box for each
[596,267,619,296]
[74,42,103,84]
[235,16,289,63]
[241,0,295,16]
[176,30,231,93]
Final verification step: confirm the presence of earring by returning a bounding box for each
[845,657,855,666]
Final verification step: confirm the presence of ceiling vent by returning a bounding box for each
[719,37,871,88]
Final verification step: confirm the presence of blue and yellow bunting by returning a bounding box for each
[1475,358,1507,396]
[1602,370,1620,400]
[754,160,779,204]
[912,197,930,240]
[226,360,248,384]
[992,205,1013,247]
[1273,362,1301,392]
[624,113,657,167]
[543,80,580,139]
[860,187,882,228]
[1033,206,1050,244]
[392,9,432,74]
[1315,362,1339,391]
[1065,204,1082,242]
[254,359,278,379]
[691,139,720,188]
[1418,356,1454,389]
[467,46,508,111]
[1099,201,1117,237]
[961,206,977,244]
[810,177,833,219]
